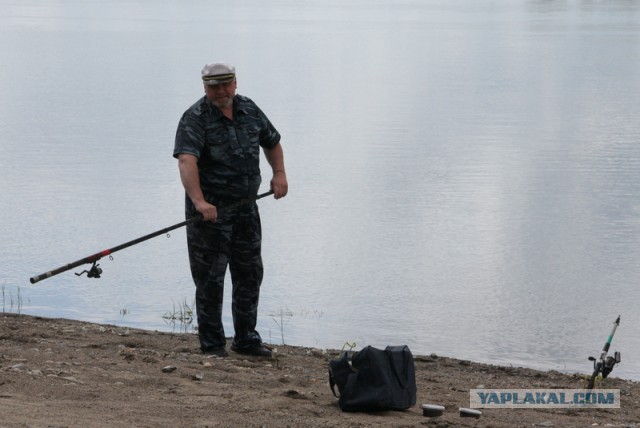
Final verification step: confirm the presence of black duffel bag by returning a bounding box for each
[329,345,417,412]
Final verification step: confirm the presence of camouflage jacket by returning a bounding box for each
[174,94,281,203]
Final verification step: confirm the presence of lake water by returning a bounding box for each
[1,0,639,381]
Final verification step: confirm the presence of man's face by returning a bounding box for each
[204,79,237,109]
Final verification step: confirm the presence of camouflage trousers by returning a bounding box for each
[186,203,264,352]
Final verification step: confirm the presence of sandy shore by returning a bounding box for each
[1,313,638,427]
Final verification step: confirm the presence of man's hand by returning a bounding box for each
[263,143,288,199]
[178,153,218,222]
[271,170,288,199]
[194,200,218,222]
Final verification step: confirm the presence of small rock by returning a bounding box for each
[534,422,554,427]
[192,372,204,381]
[309,348,325,357]
[162,366,177,373]
[60,376,83,384]
[284,389,307,400]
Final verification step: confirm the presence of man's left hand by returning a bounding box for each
[271,171,288,199]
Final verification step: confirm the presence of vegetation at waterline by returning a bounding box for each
[162,298,196,333]
[2,284,24,314]
[1,286,326,348]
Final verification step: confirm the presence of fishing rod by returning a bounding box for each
[587,315,621,389]
[29,190,274,284]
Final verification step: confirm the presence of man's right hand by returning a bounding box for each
[177,154,218,223]
[194,200,218,223]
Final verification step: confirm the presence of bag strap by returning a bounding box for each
[328,351,353,398]
[328,354,344,398]
[386,345,411,388]
[329,368,339,397]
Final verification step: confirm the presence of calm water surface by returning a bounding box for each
[1,0,639,380]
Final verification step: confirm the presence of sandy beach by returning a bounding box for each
[1,313,638,427]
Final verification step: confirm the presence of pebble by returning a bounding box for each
[309,348,325,357]
[60,376,83,384]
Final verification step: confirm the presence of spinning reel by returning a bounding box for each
[75,261,103,278]
[589,351,621,379]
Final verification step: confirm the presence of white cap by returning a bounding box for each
[201,62,236,85]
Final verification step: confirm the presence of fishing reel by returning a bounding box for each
[588,351,621,379]
[602,352,621,378]
[75,261,103,279]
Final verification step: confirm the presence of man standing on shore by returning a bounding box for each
[173,62,288,357]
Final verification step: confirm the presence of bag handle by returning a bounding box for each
[328,351,354,398]
[328,353,347,398]
[329,369,340,397]
[386,345,411,388]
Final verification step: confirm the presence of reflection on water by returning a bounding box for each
[1,0,639,380]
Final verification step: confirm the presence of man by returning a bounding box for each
[174,62,288,357]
